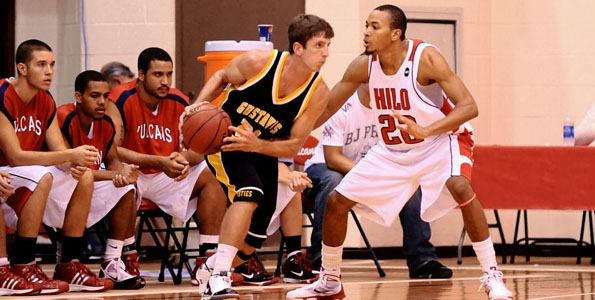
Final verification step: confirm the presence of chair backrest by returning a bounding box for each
[293,135,319,170]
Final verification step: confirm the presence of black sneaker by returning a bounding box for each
[409,260,453,279]
[282,251,317,283]
[310,255,321,273]
[232,254,279,286]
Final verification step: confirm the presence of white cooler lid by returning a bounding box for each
[204,40,274,52]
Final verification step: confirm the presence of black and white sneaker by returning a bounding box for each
[409,260,453,279]
[233,254,279,286]
[282,251,317,283]
[201,271,239,300]
[99,258,145,289]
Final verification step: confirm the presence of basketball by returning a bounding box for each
[182,103,232,155]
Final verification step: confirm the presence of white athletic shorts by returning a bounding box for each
[42,167,136,228]
[266,183,297,235]
[336,133,474,226]
[136,161,206,222]
[1,165,136,229]
[0,165,52,229]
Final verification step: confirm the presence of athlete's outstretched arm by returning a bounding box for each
[179,50,271,128]
[314,55,369,129]
[394,47,478,139]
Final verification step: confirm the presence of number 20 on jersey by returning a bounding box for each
[374,88,423,145]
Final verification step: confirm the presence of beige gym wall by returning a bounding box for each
[14,0,594,249]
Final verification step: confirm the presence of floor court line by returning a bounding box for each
[527,292,595,300]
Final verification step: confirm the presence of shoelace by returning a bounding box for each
[74,261,97,277]
[478,271,504,292]
[295,254,313,272]
[124,256,140,276]
[32,264,50,281]
[107,259,129,280]
[247,257,264,274]
[314,273,340,292]
[124,259,140,276]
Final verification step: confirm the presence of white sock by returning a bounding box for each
[199,235,219,245]
[321,243,343,278]
[0,257,9,266]
[213,244,238,274]
[124,236,135,247]
[287,250,301,258]
[472,237,498,273]
[104,239,124,261]
[205,253,217,269]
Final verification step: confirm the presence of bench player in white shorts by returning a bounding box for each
[288,5,513,300]
[106,47,228,281]
[57,70,145,289]
[266,160,317,284]
[0,39,113,295]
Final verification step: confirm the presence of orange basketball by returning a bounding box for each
[182,104,232,155]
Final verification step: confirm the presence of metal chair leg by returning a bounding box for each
[349,210,385,277]
[457,227,466,265]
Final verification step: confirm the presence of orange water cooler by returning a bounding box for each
[197,40,273,105]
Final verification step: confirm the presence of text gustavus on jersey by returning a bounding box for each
[136,123,173,143]
[14,116,42,135]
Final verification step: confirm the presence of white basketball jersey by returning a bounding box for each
[305,91,379,170]
[368,39,472,152]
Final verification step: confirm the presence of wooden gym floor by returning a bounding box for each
[3,256,594,299]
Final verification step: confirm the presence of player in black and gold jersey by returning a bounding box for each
[181,14,334,299]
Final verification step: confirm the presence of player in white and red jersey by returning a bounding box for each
[288,5,513,300]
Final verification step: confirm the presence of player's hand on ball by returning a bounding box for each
[221,119,263,152]
[179,101,210,131]
[392,109,431,139]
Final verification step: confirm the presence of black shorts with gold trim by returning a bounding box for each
[206,150,278,248]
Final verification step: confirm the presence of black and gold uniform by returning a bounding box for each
[206,50,322,248]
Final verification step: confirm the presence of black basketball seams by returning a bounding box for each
[186,110,223,152]
[185,110,230,154]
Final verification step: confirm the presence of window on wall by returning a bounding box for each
[405,8,462,75]
[0,0,15,78]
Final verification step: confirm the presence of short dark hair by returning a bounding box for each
[137,47,172,74]
[15,39,53,75]
[374,4,407,40]
[75,70,107,94]
[288,14,334,54]
[100,61,135,81]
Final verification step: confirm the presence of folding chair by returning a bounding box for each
[135,199,199,284]
[274,136,385,277]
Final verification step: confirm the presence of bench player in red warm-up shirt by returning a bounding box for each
[106,47,227,284]
[57,70,144,289]
[0,39,112,295]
